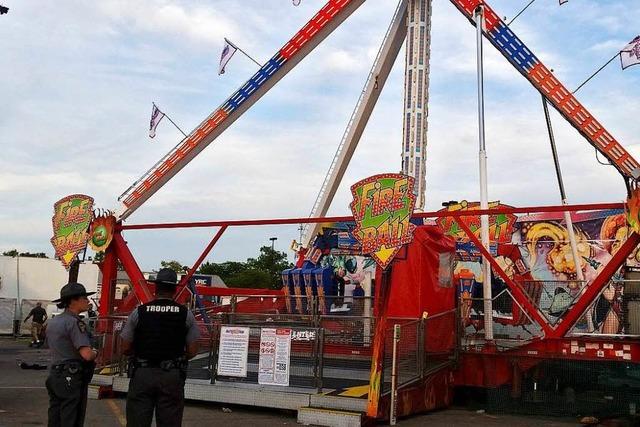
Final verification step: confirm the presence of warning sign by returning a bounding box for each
[217,326,250,377]
[258,328,291,386]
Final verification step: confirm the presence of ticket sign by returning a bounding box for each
[349,174,417,269]
[50,194,94,269]
[217,326,250,377]
[258,328,291,386]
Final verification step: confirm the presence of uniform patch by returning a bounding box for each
[77,320,87,334]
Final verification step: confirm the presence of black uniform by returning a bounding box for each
[45,311,94,427]
[121,298,200,427]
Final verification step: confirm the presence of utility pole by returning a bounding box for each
[475,5,493,341]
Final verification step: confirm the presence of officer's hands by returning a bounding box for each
[79,346,98,362]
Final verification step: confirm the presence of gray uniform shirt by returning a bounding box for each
[120,300,200,345]
[46,310,91,365]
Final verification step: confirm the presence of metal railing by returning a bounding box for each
[94,295,460,396]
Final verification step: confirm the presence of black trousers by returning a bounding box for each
[126,367,186,427]
[46,370,89,427]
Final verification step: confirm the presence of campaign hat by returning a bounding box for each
[52,282,96,303]
[150,268,179,286]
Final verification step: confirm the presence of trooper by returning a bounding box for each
[121,268,200,427]
[46,282,98,427]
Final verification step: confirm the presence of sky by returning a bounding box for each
[0,0,639,271]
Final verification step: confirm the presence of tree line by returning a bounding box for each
[2,249,48,258]
[160,246,292,290]
[2,245,292,290]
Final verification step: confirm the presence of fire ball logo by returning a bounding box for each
[349,174,416,269]
[50,194,94,269]
[88,214,116,252]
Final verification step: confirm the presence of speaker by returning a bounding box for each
[628,300,640,335]
[624,270,640,297]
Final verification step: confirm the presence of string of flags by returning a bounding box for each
[218,38,238,75]
[573,34,640,94]
[149,103,165,139]
[621,35,640,70]
[148,103,187,140]
[218,37,262,75]
[149,37,264,139]
[508,0,568,26]
[149,2,637,138]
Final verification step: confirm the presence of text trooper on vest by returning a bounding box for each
[145,305,180,313]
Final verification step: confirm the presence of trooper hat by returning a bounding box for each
[150,268,179,286]
[52,282,96,303]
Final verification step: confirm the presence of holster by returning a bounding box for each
[81,361,96,383]
[127,357,136,378]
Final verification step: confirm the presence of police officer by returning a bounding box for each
[120,268,200,427]
[46,282,98,427]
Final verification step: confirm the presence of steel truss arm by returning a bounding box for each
[449,0,640,181]
[112,232,153,305]
[302,0,409,248]
[117,0,367,221]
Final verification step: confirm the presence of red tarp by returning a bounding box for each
[376,225,456,318]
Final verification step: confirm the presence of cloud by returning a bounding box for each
[590,39,628,53]
[1,0,638,269]
[97,1,238,48]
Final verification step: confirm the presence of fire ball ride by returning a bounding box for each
[55,0,640,424]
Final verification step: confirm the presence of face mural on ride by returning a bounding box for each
[439,200,637,337]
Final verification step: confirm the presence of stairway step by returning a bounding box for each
[297,407,362,427]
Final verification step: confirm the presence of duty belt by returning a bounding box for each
[51,361,82,374]
[134,358,186,370]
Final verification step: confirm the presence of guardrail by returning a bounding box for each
[94,295,460,395]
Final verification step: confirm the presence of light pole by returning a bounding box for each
[269,237,277,250]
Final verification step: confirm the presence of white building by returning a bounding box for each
[0,255,100,334]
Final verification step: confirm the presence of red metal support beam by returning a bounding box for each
[97,244,117,317]
[175,225,228,302]
[453,217,554,336]
[119,202,624,231]
[550,231,640,338]
[194,287,283,297]
[366,266,394,418]
[112,231,153,304]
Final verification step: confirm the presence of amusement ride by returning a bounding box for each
[66,0,640,424]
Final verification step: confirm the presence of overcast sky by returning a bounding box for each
[1,0,639,271]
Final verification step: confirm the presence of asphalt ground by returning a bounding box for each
[0,337,589,426]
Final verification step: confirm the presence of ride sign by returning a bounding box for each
[50,194,94,269]
[349,174,417,269]
[88,214,116,252]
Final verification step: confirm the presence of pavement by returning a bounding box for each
[0,336,587,426]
